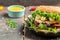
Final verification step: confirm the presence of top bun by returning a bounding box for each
[36,5,60,14]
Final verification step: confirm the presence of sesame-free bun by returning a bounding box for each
[36,5,60,14]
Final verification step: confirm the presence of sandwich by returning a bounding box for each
[25,5,60,33]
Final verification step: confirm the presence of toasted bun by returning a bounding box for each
[36,5,60,14]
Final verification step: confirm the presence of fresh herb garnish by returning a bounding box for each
[6,19,17,28]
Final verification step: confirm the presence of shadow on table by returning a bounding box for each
[2,13,24,19]
[25,28,59,40]
[18,24,24,35]
[2,13,9,17]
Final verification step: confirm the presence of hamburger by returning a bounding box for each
[25,5,60,33]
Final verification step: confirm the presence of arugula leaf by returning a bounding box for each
[6,19,17,28]
[55,14,60,20]
[48,27,57,32]
[32,10,41,18]
[38,24,47,30]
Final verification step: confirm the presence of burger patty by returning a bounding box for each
[34,15,60,28]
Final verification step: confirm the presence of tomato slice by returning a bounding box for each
[54,23,60,26]
[34,21,39,26]
[30,7,36,11]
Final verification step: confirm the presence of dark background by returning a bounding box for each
[0,0,60,6]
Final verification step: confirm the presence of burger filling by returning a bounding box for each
[25,10,60,32]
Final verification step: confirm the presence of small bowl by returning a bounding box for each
[8,5,25,17]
